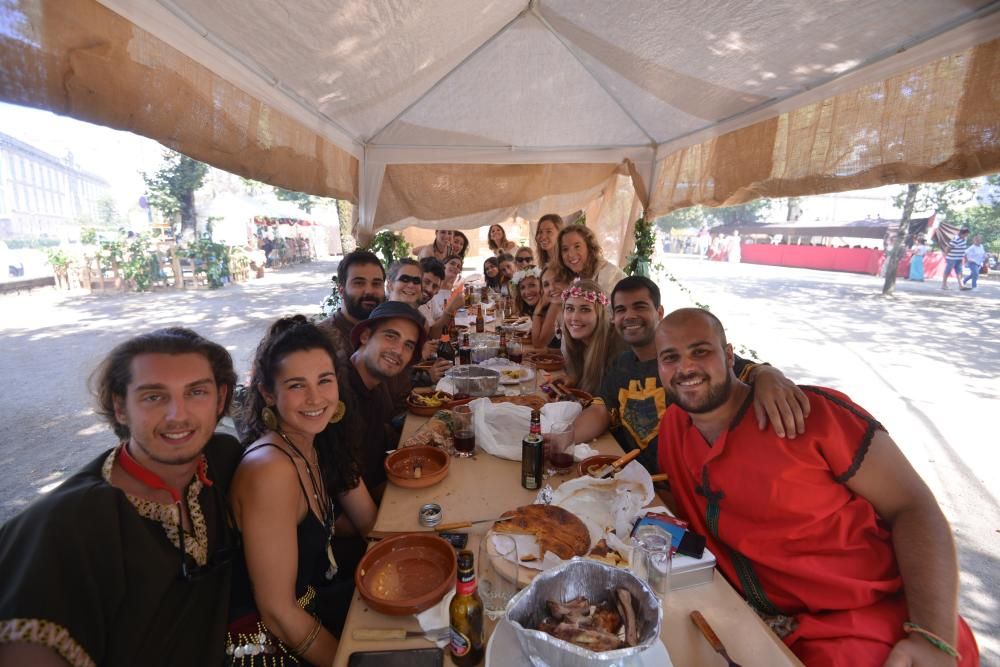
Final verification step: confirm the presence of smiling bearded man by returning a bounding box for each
[654,308,979,667]
[0,328,241,667]
[345,301,426,503]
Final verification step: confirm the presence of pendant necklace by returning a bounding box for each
[275,429,338,579]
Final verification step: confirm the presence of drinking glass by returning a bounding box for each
[508,339,524,364]
[452,405,475,458]
[479,533,519,620]
[518,360,537,396]
[631,525,673,599]
[546,425,575,474]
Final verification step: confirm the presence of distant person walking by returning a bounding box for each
[908,236,929,281]
[941,227,970,290]
[961,235,987,291]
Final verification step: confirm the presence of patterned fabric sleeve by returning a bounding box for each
[0,484,125,667]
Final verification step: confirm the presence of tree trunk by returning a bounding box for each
[179,191,197,240]
[882,184,919,295]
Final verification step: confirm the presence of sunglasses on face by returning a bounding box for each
[395,275,422,285]
[516,256,532,264]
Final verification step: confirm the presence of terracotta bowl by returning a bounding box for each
[355,533,457,616]
[546,387,593,408]
[526,352,565,371]
[384,446,450,489]
[406,388,453,417]
[578,454,618,478]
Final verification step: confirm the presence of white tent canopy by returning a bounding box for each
[3,0,998,256]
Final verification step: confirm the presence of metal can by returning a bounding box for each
[419,502,443,527]
[521,434,544,490]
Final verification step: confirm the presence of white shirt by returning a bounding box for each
[965,244,986,265]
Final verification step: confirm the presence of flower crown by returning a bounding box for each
[511,267,541,286]
[561,280,609,306]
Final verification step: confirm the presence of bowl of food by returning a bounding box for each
[527,352,565,371]
[578,455,618,478]
[356,533,457,616]
[445,365,500,397]
[505,559,662,664]
[406,389,454,417]
[545,386,594,408]
[384,446,450,489]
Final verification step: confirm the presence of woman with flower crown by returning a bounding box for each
[510,266,542,316]
[560,279,626,394]
[227,316,376,665]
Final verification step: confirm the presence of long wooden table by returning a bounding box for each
[333,409,803,666]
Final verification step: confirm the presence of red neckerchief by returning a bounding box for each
[117,443,212,504]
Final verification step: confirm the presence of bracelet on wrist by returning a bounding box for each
[902,622,961,660]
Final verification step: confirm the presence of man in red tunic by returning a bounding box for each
[655,308,978,667]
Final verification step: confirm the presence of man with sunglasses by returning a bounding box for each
[0,328,241,666]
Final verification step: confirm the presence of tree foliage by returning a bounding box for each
[143,150,208,238]
[654,199,774,232]
[624,216,655,276]
[363,230,411,269]
[274,187,321,213]
[892,179,977,221]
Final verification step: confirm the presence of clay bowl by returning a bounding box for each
[578,454,618,478]
[406,388,453,417]
[526,352,564,371]
[545,387,593,409]
[355,533,457,616]
[384,446,450,489]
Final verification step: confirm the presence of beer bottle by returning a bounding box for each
[497,327,508,359]
[475,305,485,333]
[530,409,541,435]
[449,550,484,666]
[459,333,472,366]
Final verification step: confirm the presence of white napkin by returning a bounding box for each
[415,589,455,647]
[572,442,599,462]
[550,461,655,545]
[435,377,458,394]
[539,401,582,433]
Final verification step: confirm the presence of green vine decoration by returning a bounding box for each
[179,237,230,289]
[624,216,655,277]
[363,230,411,268]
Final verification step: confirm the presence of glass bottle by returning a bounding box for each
[437,335,455,363]
[497,326,508,359]
[475,305,485,333]
[459,333,472,366]
[449,550,484,666]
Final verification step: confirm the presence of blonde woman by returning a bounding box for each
[560,279,626,394]
[534,213,563,268]
[556,224,626,294]
[510,266,542,316]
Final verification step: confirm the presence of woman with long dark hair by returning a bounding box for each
[483,256,502,291]
[488,224,517,255]
[228,316,375,665]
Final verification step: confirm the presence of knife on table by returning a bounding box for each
[352,628,448,641]
[590,448,643,479]
[434,516,513,532]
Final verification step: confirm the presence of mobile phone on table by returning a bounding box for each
[348,647,443,667]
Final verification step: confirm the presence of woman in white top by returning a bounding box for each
[487,224,517,256]
[555,224,626,294]
[534,213,563,268]
[908,236,929,281]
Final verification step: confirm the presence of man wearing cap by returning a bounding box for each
[345,301,426,502]
[942,227,970,290]
[319,250,385,369]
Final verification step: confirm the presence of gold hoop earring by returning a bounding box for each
[261,406,279,431]
[329,401,346,424]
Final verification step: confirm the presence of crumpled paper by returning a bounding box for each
[415,589,454,647]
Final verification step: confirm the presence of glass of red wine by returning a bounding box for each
[546,426,575,474]
[452,405,476,458]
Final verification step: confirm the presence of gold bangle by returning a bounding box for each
[291,615,322,656]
